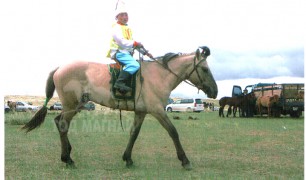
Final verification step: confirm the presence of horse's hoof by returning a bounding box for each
[125,160,134,168]
[66,162,76,169]
[183,163,192,170]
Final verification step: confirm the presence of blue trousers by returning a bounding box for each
[116,52,140,74]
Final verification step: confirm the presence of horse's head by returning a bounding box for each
[272,94,279,102]
[186,46,218,99]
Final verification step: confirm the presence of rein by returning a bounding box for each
[138,47,209,90]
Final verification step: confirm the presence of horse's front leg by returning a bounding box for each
[233,106,237,117]
[122,112,146,167]
[152,112,192,170]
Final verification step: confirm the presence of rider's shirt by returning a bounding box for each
[107,22,135,58]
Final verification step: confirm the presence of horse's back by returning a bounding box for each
[219,96,231,106]
[258,95,271,107]
[53,61,112,106]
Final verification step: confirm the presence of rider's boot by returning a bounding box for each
[114,70,132,92]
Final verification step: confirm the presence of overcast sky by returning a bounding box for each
[0,0,304,99]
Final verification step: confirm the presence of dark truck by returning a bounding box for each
[233,83,304,118]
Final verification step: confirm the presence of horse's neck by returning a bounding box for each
[167,54,194,80]
[142,55,194,91]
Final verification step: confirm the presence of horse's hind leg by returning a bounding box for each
[227,106,231,117]
[54,111,77,167]
[233,106,237,117]
[122,112,146,167]
[152,112,191,170]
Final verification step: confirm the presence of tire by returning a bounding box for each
[290,111,301,118]
[186,107,192,112]
[167,107,173,112]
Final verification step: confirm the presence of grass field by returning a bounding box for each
[5,110,304,179]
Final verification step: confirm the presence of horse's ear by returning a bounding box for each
[196,49,201,60]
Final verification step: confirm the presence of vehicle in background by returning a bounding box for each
[81,102,95,111]
[4,104,10,113]
[233,83,304,118]
[50,102,63,110]
[168,98,174,105]
[165,98,204,112]
[164,98,174,110]
[15,101,39,112]
[213,106,220,111]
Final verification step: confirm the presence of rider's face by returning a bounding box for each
[117,13,129,25]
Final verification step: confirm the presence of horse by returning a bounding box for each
[240,92,256,117]
[219,96,244,117]
[22,46,218,170]
[219,97,231,117]
[7,100,16,111]
[256,94,279,117]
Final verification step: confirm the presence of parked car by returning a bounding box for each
[4,104,10,113]
[164,98,174,110]
[82,102,95,111]
[213,106,220,111]
[50,102,63,110]
[15,101,39,112]
[165,98,204,112]
[168,98,174,105]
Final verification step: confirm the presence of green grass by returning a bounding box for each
[5,110,304,179]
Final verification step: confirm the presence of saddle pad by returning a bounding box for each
[109,66,137,100]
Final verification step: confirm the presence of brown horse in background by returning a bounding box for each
[7,101,17,111]
[22,46,218,170]
[219,96,244,117]
[240,92,256,117]
[256,95,279,117]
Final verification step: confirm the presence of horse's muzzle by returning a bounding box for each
[202,82,218,99]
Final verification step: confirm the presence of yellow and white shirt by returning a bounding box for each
[107,22,137,58]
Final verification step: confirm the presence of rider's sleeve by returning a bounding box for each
[112,25,136,49]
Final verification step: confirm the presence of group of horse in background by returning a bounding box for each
[219,92,279,118]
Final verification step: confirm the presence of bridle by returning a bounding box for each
[184,47,211,91]
[138,46,211,90]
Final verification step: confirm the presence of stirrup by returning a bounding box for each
[114,83,132,92]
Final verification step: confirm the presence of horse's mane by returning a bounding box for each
[157,52,195,68]
[162,53,179,67]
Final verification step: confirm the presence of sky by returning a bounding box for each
[0,0,304,100]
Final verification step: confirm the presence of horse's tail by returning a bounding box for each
[22,67,59,133]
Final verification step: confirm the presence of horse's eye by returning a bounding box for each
[201,67,208,73]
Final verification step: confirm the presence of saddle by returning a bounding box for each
[109,61,137,100]
[108,52,178,100]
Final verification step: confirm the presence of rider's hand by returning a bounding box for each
[147,53,153,59]
[134,41,143,48]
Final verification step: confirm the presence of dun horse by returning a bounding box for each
[22,46,218,170]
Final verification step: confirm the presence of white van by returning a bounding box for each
[165,98,204,112]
